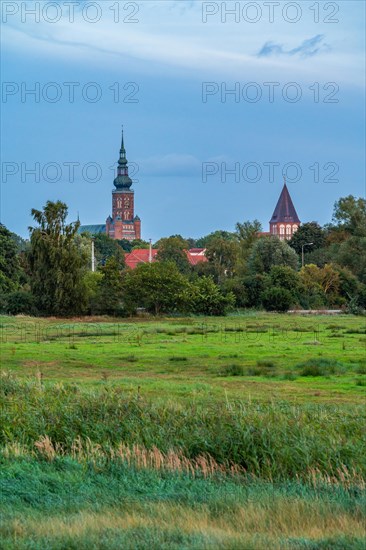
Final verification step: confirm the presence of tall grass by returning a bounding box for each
[1,372,365,484]
[1,455,365,550]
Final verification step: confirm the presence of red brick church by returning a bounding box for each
[79,130,141,241]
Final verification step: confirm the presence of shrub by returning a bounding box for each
[256,360,276,369]
[297,358,345,377]
[218,364,244,376]
[247,367,277,377]
[190,276,235,316]
[261,287,293,312]
[4,290,37,315]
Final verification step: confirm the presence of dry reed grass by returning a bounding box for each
[20,436,363,489]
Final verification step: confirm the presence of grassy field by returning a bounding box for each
[1,313,365,549]
[1,313,365,403]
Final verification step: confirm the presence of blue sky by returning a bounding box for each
[1,0,365,241]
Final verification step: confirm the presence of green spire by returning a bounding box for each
[114,126,132,189]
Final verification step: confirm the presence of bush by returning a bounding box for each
[261,287,293,312]
[218,364,244,376]
[257,360,276,369]
[297,358,345,377]
[3,290,37,315]
[190,276,235,316]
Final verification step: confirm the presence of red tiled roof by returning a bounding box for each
[125,248,207,269]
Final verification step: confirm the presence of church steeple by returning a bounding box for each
[114,127,132,189]
[269,182,301,240]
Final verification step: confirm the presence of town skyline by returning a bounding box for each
[2,1,365,241]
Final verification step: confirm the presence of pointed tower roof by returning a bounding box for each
[270,183,300,224]
[114,127,133,190]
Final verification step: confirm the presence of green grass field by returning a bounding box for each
[1,313,365,549]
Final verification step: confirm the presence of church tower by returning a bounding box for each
[106,130,141,241]
[269,182,300,240]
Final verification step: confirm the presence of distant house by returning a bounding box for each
[125,248,208,269]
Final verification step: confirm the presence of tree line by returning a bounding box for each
[0,195,365,316]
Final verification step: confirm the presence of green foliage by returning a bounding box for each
[242,274,267,308]
[332,195,366,237]
[189,276,235,316]
[261,287,293,312]
[2,290,37,315]
[92,233,125,269]
[28,201,89,315]
[195,230,236,248]
[269,266,300,294]
[0,224,22,293]
[248,237,299,274]
[218,363,244,376]
[221,276,249,308]
[297,358,346,377]
[93,258,124,316]
[336,236,366,284]
[288,222,325,255]
[122,261,189,315]
[156,236,190,274]
[205,237,239,282]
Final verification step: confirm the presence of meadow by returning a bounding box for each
[1,313,365,549]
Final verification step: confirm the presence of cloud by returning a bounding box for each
[258,35,331,58]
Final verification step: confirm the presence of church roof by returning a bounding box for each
[78,224,106,235]
[270,184,300,224]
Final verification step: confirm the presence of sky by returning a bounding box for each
[1,0,365,241]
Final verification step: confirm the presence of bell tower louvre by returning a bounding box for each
[269,182,301,240]
[106,129,141,241]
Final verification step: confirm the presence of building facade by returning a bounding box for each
[269,183,300,240]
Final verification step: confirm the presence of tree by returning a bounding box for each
[288,222,325,255]
[235,219,262,248]
[189,276,235,315]
[242,274,267,308]
[248,237,299,274]
[195,230,236,248]
[262,287,293,312]
[92,233,125,269]
[235,219,262,275]
[269,265,300,296]
[3,290,37,315]
[205,237,239,283]
[122,261,189,315]
[299,263,340,307]
[156,236,190,274]
[93,258,124,315]
[335,236,366,284]
[332,195,366,237]
[0,224,22,293]
[131,239,150,250]
[28,201,89,315]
